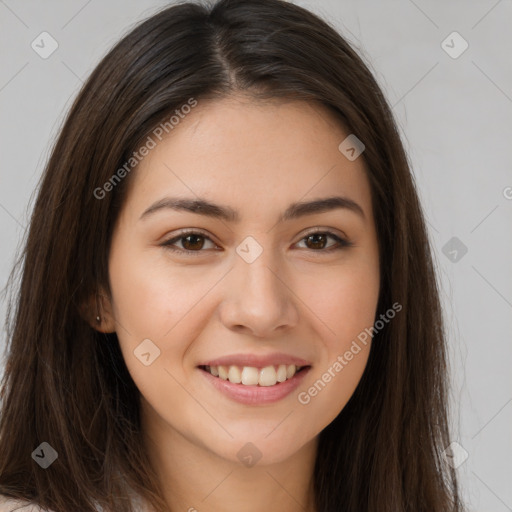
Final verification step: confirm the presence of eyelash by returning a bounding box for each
[160,228,353,256]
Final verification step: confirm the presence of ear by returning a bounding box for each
[79,289,117,333]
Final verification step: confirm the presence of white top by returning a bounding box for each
[0,493,151,512]
[0,495,46,511]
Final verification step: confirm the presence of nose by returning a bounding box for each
[218,249,300,338]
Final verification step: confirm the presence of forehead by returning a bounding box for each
[123,95,373,224]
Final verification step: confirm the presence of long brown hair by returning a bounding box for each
[0,0,465,511]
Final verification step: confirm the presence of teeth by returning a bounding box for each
[227,366,241,384]
[259,365,277,386]
[218,365,228,380]
[204,364,303,386]
[276,364,287,382]
[241,366,259,385]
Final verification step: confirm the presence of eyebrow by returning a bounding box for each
[139,195,365,223]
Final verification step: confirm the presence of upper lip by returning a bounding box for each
[198,353,312,368]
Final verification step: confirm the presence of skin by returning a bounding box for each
[95,95,380,512]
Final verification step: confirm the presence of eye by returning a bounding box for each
[160,228,353,255]
[161,230,218,255]
[295,229,353,253]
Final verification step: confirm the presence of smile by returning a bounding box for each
[198,364,311,405]
[200,364,307,386]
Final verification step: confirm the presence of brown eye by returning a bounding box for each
[296,231,351,252]
[181,234,206,251]
[304,233,329,250]
[161,230,217,255]
[161,229,352,256]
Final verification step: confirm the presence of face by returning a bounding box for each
[102,95,380,466]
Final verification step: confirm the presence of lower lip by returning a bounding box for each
[198,367,311,405]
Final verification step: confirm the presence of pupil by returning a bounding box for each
[307,234,326,249]
[183,234,204,250]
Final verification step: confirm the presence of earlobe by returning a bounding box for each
[80,290,116,333]
[94,312,116,333]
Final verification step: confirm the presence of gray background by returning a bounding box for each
[1,1,511,510]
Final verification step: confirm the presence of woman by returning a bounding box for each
[0,0,465,511]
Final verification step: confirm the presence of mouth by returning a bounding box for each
[198,364,310,387]
[198,362,312,405]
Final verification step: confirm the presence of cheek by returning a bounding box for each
[296,270,377,415]
[107,247,228,380]
[108,246,209,337]
[106,249,204,414]
[296,258,378,418]
[297,344,371,429]
[312,259,380,343]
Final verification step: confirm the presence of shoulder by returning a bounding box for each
[0,495,48,512]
